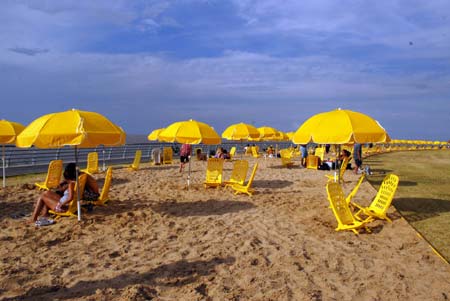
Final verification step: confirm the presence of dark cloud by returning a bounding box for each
[8,47,49,56]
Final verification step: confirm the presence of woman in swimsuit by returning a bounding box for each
[31,163,77,223]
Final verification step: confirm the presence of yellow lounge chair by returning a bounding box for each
[80,152,99,175]
[92,167,113,206]
[35,159,63,191]
[204,158,224,188]
[163,147,173,164]
[280,149,294,168]
[314,146,325,162]
[326,181,373,235]
[223,160,249,187]
[251,146,260,158]
[306,155,319,169]
[346,173,366,205]
[352,174,399,222]
[325,156,350,183]
[129,150,142,171]
[229,146,236,159]
[231,163,258,196]
[49,174,87,219]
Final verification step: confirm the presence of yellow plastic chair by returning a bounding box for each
[92,167,113,206]
[49,174,87,219]
[314,146,325,161]
[81,152,99,175]
[229,146,236,159]
[231,163,258,196]
[346,173,366,205]
[325,156,350,183]
[163,147,173,164]
[251,146,260,158]
[245,146,253,155]
[326,181,373,235]
[352,174,399,222]
[35,159,63,191]
[129,150,142,171]
[204,158,224,188]
[223,160,249,187]
[279,149,294,167]
[306,155,319,169]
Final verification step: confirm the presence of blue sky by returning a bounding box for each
[1,0,449,140]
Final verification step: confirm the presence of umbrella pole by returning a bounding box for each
[75,146,81,221]
[335,145,341,182]
[2,145,5,188]
[187,155,191,188]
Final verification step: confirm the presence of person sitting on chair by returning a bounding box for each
[31,162,77,223]
[196,148,207,161]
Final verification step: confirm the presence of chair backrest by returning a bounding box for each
[39,160,63,189]
[279,149,293,158]
[66,174,88,213]
[326,181,358,226]
[163,147,173,164]
[98,167,113,203]
[245,163,258,188]
[306,155,319,169]
[229,146,236,159]
[251,146,259,158]
[346,173,365,204]
[314,147,325,161]
[205,158,224,185]
[130,150,142,170]
[85,152,99,174]
[339,156,351,180]
[368,174,399,216]
[228,160,249,185]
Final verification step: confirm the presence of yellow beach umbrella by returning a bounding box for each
[17,109,126,221]
[147,128,165,141]
[292,108,389,144]
[274,131,290,141]
[286,131,295,140]
[221,122,260,140]
[159,119,221,145]
[257,126,278,141]
[222,122,260,158]
[0,120,26,187]
[158,119,221,186]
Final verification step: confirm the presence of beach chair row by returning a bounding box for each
[204,158,258,196]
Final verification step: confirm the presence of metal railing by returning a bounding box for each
[2,141,293,177]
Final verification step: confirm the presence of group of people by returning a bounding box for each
[31,162,100,224]
[300,143,363,174]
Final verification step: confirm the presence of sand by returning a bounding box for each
[0,156,449,300]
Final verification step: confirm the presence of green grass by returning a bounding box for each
[364,150,450,263]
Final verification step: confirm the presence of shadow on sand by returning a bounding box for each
[393,197,450,223]
[151,199,256,217]
[7,257,236,301]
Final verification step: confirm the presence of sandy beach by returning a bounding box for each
[1,156,449,300]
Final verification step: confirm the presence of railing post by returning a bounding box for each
[122,145,127,159]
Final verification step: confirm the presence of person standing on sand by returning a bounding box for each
[353,143,362,174]
[179,143,192,172]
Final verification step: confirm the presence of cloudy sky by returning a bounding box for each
[1,0,449,140]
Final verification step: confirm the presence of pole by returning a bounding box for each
[187,155,191,188]
[2,145,5,188]
[75,146,81,221]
